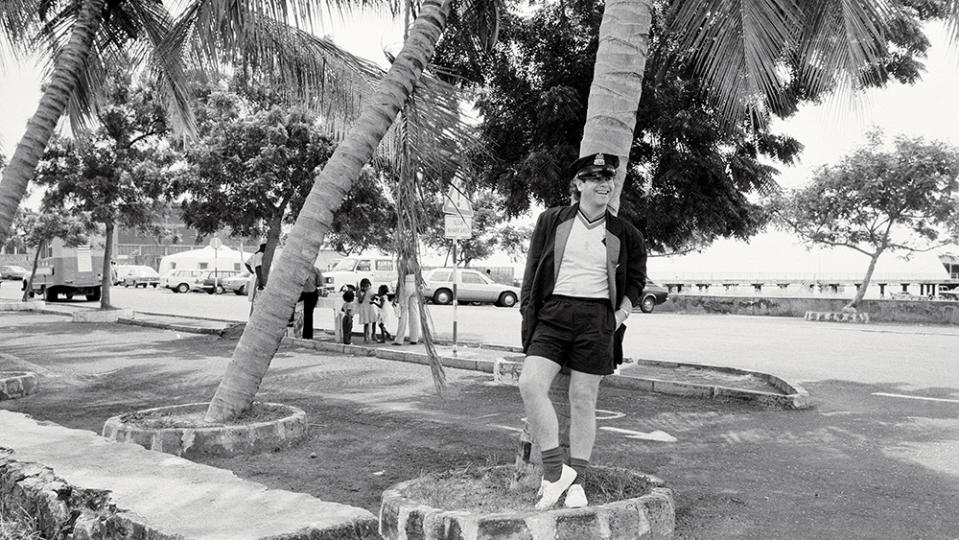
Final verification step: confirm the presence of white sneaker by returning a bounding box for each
[535,465,577,510]
[564,484,588,508]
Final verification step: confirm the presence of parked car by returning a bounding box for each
[639,280,669,313]
[160,269,206,293]
[0,264,29,280]
[323,255,397,294]
[200,270,240,294]
[221,271,252,295]
[116,265,160,288]
[422,268,520,307]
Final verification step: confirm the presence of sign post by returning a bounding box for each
[443,189,473,355]
[210,237,223,293]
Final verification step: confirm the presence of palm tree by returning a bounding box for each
[204,0,468,422]
[0,0,193,243]
[581,0,959,216]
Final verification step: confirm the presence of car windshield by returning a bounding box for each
[331,259,357,271]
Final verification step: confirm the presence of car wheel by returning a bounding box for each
[176,283,190,294]
[44,287,56,302]
[498,291,518,307]
[151,283,157,288]
[640,294,656,313]
[433,288,453,305]
[215,285,225,295]
[235,285,246,295]
[86,287,101,302]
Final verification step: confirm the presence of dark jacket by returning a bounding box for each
[520,204,647,365]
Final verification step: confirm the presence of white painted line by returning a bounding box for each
[491,424,524,433]
[872,392,959,404]
[600,426,677,442]
[595,409,625,421]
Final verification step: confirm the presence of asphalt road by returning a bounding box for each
[5,281,958,392]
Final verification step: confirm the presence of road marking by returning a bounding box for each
[872,392,959,404]
[600,426,677,442]
[596,409,625,421]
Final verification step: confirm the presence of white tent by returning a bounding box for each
[158,245,250,275]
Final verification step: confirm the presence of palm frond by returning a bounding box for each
[672,0,803,124]
[948,0,959,46]
[0,0,43,66]
[797,0,894,101]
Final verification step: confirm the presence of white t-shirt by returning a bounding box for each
[552,212,608,299]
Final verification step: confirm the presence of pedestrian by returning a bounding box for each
[340,289,355,345]
[356,278,377,343]
[517,153,647,510]
[245,243,267,315]
[392,257,421,346]
[299,265,323,340]
[371,284,395,343]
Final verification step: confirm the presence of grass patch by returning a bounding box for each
[0,505,42,540]
[400,464,656,513]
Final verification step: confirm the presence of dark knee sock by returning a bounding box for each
[541,447,564,482]
[569,457,589,485]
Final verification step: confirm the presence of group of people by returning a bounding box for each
[243,153,646,512]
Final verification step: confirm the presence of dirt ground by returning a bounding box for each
[2,313,958,539]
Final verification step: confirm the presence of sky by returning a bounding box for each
[2,12,958,276]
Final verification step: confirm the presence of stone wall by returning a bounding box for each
[667,295,959,325]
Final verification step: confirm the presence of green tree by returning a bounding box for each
[436,0,946,253]
[0,0,192,242]
[203,0,501,422]
[772,132,959,309]
[34,73,177,309]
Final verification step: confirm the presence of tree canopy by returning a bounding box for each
[432,0,947,253]
[771,131,959,307]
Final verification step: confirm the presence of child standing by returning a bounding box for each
[371,284,395,343]
[356,278,377,343]
[341,290,355,345]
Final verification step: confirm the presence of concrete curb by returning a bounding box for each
[117,317,225,335]
[285,337,810,409]
[0,371,39,400]
[1,411,379,540]
[379,466,675,540]
[102,402,308,457]
[73,308,134,323]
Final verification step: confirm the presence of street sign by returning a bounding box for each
[442,188,474,217]
[444,214,473,240]
[209,237,223,249]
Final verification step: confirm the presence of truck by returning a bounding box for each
[29,238,105,302]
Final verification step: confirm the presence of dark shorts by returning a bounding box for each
[526,295,616,375]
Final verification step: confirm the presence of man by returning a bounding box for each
[518,152,647,510]
[299,265,324,340]
[245,243,266,315]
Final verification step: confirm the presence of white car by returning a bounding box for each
[422,268,520,307]
[160,269,206,293]
[116,265,160,288]
[323,256,397,294]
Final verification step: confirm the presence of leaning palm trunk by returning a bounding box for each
[204,0,453,423]
[0,0,106,242]
[580,0,652,217]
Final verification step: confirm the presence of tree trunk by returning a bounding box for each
[21,241,43,302]
[845,250,882,310]
[204,0,453,423]
[579,0,652,216]
[0,0,105,242]
[100,221,114,309]
[261,214,284,283]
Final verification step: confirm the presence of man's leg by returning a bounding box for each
[563,370,603,507]
[303,293,316,339]
[517,355,563,451]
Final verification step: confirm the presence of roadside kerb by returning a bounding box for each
[283,337,809,408]
[102,402,308,457]
[1,410,379,540]
[0,371,39,400]
[379,466,675,540]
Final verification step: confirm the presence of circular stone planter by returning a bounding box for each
[0,371,39,400]
[102,402,307,457]
[380,465,674,540]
